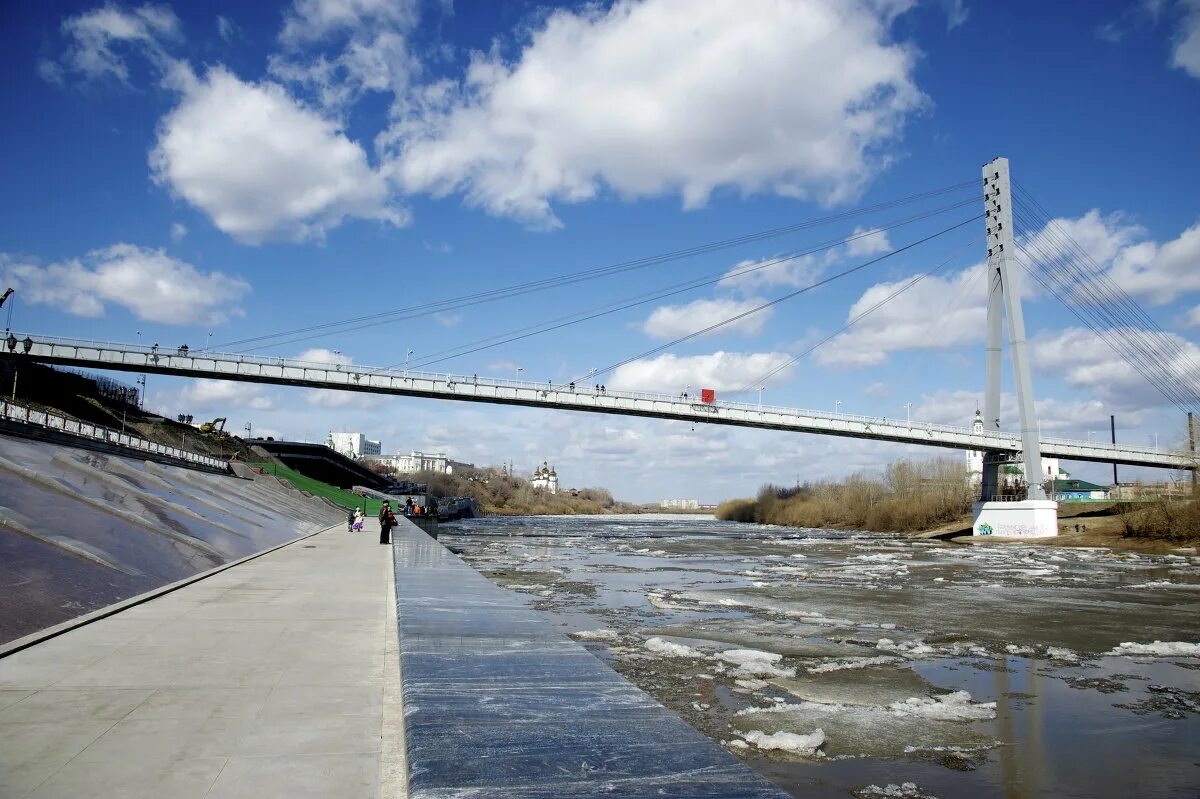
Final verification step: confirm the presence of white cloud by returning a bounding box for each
[608,351,794,393]
[815,265,985,368]
[150,66,405,244]
[1020,210,1200,305]
[1031,326,1200,409]
[44,3,180,84]
[279,0,418,45]
[864,381,890,398]
[642,297,771,339]
[178,379,275,412]
[1171,0,1200,77]
[939,0,969,29]
[718,254,825,295]
[435,312,462,328]
[216,15,236,43]
[169,222,187,242]
[911,388,1129,435]
[1188,305,1200,327]
[268,30,415,112]
[487,360,519,373]
[0,244,249,324]
[845,226,892,257]
[385,0,926,226]
[295,347,354,366]
[305,389,388,408]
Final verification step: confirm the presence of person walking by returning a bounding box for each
[346,507,356,532]
[404,497,414,516]
[353,507,364,531]
[378,501,395,544]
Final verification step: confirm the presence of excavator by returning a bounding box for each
[199,417,227,434]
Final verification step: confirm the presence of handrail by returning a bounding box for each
[3,332,1184,463]
[0,398,227,470]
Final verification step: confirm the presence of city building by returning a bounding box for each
[531,462,559,494]
[327,432,381,459]
[660,499,700,510]
[363,451,473,475]
[1048,479,1110,502]
[965,410,1067,487]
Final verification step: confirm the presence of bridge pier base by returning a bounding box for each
[971,499,1058,538]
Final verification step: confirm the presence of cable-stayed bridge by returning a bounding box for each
[5,332,1191,471]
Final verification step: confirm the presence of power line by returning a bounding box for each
[210,180,978,353]
[395,198,980,372]
[738,238,980,392]
[573,214,982,389]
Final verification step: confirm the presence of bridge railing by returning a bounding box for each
[3,332,1178,461]
[0,398,227,470]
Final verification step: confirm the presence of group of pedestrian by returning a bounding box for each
[349,496,438,545]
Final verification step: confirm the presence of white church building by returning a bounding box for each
[531,462,559,494]
[966,409,1067,488]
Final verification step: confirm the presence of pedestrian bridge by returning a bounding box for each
[6,333,1191,470]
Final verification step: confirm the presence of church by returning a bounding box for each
[531,461,559,494]
[966,409,1068,487]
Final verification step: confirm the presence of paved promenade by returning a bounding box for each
[0,521,404,799]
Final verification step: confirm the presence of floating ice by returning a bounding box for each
[854,782,939,798]
[573,629,619,641]
[1005,644,1034,655]
[714,648,796,678]
[1045,646,1079,662]
[1107,641,1200,658]
[740,727,825,755]
[807,656,903,674]
[888,691,997,721]
[644,636,703,658]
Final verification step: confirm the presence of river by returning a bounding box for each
[439,514,1200,799]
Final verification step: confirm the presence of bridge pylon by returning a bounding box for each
[973,157,1058,538]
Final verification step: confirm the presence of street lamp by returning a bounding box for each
[516,367,523,382]
[835,400,842,415]
[1151,433,1158,451]
[757,386,765,410]
[245,421,252,439]
[206,331,213,351]
[903,402,912,423]
[1087,430,1097,443]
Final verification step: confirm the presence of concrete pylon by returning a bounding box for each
[973,157,1058,537]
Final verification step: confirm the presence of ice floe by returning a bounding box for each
[1107,641,1200,658]
[714,648,796,678]
[739,727,826,755]
[807,656,903,674]
[644,636,704,658]
[572,629,619,641]
[887,691,997,721]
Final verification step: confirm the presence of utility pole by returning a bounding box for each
[1110,414,1118,486]
[1189,412,1196,494]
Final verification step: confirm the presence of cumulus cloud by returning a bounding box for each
[0,244,249,324]
[1031,326,1200,409]
[42,3,180,84]
[845,226,893,257]
[169,222,187,242]
[295,347,354,366]
[642,297,771,339]
[911,388,1128,434]
[608,351,794,393]
[150,66,404,243]
[815,265,985,368]
[178,379,275,411]
[718,254,825,295]
[1171,0,1200,77]
[1188,305,1200,327]
[279,0,418,44]
[385,0,926,226]
[305,389,388,409]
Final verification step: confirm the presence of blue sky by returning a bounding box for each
[2,0,1198,502]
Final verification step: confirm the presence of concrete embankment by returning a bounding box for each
[0,435,341,645]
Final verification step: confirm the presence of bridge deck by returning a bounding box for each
[0,521,403,799]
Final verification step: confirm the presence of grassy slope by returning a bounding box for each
[248,462,381,515]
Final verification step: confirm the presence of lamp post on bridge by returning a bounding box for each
[835,400,842,415]
[516,367,523,383]
[404,349,413,375]
[904,402,912,423]
[1151,433,1158,451]
[757,386,765,410]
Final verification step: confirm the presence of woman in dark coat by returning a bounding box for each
[378,501,395,544]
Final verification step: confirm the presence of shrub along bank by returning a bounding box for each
[1122,497,1200,542]
[716,458,975,533]
[398,467,639,516]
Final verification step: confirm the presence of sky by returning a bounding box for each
[1,0,1199,503]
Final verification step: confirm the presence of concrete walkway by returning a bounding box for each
[0,521,404,799]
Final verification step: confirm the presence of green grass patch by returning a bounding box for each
[247,462,382,514]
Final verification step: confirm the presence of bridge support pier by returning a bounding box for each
[972,499,1058,538]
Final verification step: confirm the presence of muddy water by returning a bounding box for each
[440,514,1200,799]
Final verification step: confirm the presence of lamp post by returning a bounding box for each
[516,367,523,382]
[757,386,765,410]
[206,331,213,351]
[903,402,912,423]
[245,421,252,439]
[1087,430,1097,443]
[835,400,842,415]
[1151,433,1158,451]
